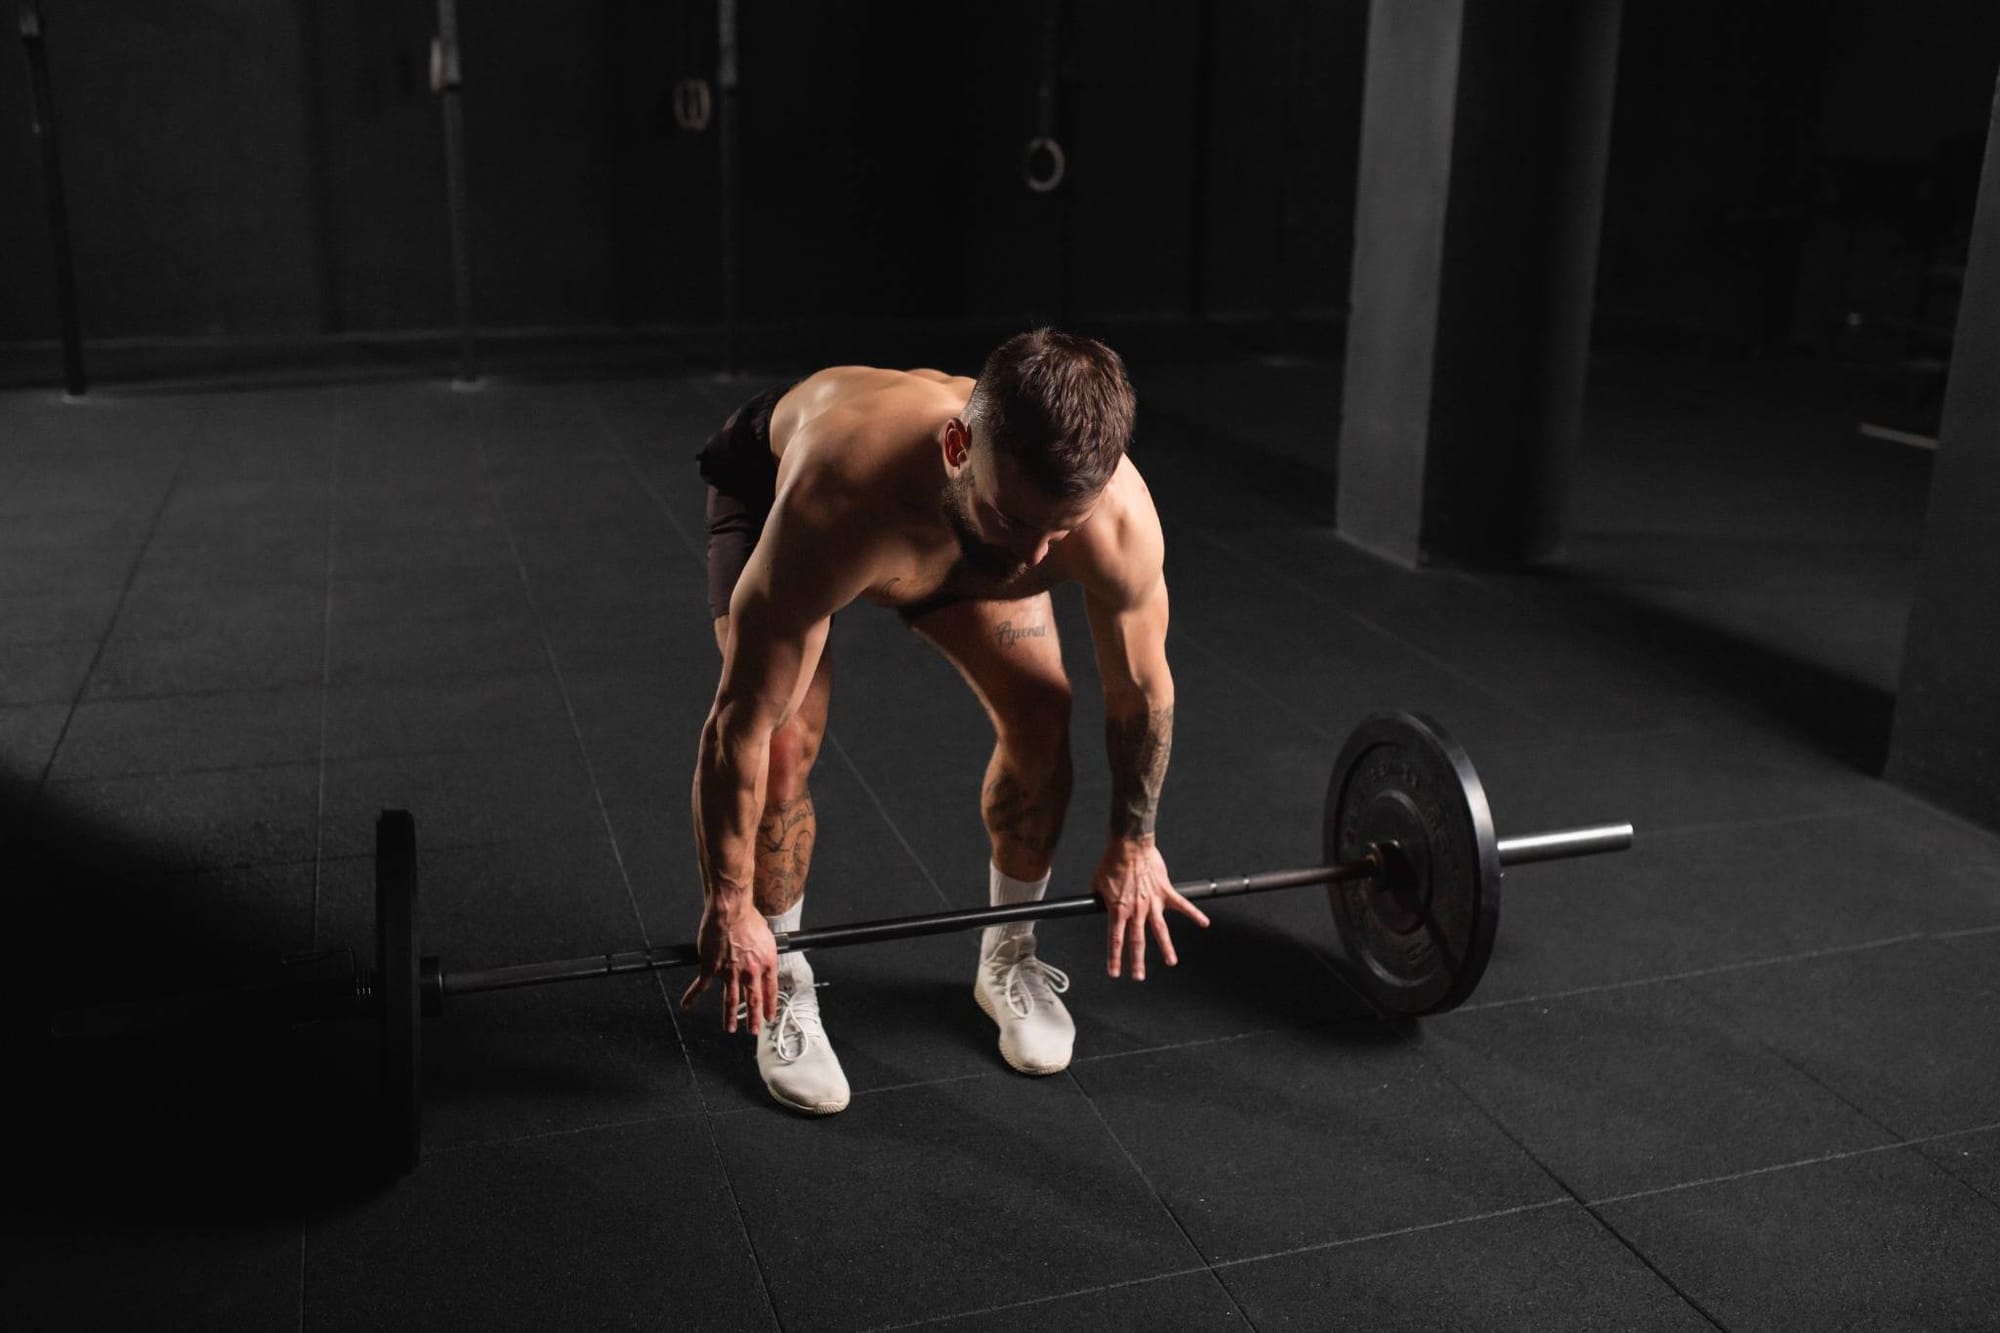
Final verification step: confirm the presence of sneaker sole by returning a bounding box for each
[973,981,1071,1076]
[768,1091,849,1116]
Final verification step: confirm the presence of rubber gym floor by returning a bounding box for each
[4,344,1999,1331]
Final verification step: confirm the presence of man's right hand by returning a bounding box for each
[679,901,779,1034]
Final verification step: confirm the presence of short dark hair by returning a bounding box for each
[964,329,1134,500]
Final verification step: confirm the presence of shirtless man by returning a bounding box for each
[680,329,1209,1115]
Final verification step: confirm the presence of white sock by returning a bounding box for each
[985,862,1051,953]
[766,900,808,981]
[990,862,1051,906]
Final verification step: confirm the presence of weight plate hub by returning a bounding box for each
[1324,712,1501,1016]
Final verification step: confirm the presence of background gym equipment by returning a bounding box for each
[18,0,87,397]
[49,711,1632,1173]
[430,0,476,387]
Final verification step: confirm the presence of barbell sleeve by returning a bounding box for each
[1497,822,1633,865]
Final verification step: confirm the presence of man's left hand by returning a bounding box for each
[1091,835,1210,980]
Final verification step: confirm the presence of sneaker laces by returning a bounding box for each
[987,945,1070,1019]
[735,980,827,1064]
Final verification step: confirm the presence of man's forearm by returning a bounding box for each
[693,720,771,909]
[1104,688,1174,841]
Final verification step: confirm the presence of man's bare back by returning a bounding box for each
[760,366,1152,619]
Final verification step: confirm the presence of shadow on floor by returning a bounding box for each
[2,772,403,1218]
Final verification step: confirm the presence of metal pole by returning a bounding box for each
[433,0,477,385]
[717,0,739,376]
[19,0,86,397]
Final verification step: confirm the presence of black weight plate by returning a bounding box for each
[376,809,421,1173]
[1323,713,1501,1016]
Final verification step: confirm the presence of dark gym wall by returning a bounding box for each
[2,0,1367,347]
[1197,0,1367,323]
[1595,0,2000,353]
[3,0,324,341]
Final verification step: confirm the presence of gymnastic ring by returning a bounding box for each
[673,77,713,132]
[1022,135,1066,193]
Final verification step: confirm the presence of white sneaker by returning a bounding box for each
[974,925,1075,1075]
[738,956,850,1116]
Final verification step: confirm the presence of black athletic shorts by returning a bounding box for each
[696,380,801,622]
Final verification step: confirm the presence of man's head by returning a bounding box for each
[938,329,1135,579]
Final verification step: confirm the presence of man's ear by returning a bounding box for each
[942,417,970,468]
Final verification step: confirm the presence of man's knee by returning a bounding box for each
[998,679,1073,772]
[766,721,822,806]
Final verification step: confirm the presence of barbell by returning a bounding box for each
[49,711,1632,1174]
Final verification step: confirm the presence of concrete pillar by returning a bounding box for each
[1887,76,2000,826]
[1337,0,1621,568]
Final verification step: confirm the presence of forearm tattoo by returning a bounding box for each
[1106,705,1173,839]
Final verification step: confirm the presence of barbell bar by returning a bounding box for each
[441,822,1628,998]
[50,712,1634,1173]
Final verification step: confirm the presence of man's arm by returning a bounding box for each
[685,478,876,1027]
[1086,577,1174,841]
[696,481,872,909]
[1079,508,1174,843]
[1078,496,1203,979]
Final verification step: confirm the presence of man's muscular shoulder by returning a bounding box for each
[1070,456,1165,608]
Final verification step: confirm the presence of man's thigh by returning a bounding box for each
[907,594,1069,729]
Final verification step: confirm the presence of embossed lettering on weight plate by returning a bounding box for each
[1388,762,1433,973]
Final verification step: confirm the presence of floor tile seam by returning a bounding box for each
[313,441,340,949]
[1672,971,1912,1151]
[420,1106,710,1160]
[706,1065,1016,1116]
[582,383,708,567]
[1453,929,1954,1016]
[55,678,331,708]
[823,728,958,911]
[1069,1022,1323,1069]
[1412,1040,1730,1330]
[854,1262,1224,1333]
[685,1091,789,1330]
[1204,1196,1575,1272]
[461,391,730,1173]
[1585,1120,2000,1210]
[1062,1067,1259,1325]
[1166,518,1559,726]
[1922,1148,2000,1214]
[34,418,204,807]
[0,635,113,655]
[63,829,611,879]
[41,736,605,785]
